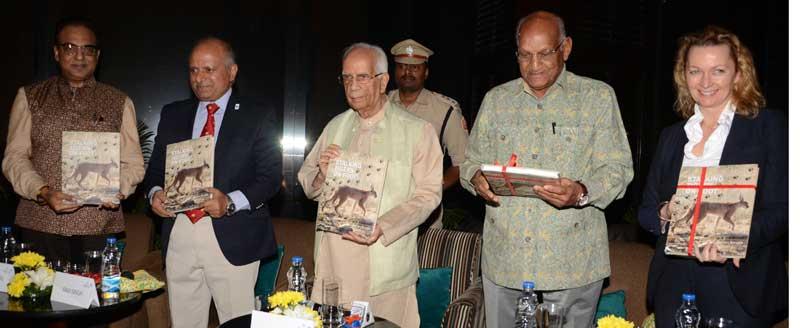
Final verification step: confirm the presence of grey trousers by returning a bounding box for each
[483,275,604,328]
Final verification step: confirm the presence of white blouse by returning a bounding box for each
[682,102,736,167]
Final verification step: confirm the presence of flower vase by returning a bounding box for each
[19,288,51,310]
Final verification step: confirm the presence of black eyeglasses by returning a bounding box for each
[516,39,565,63]
[337,73,384,85]
[58,43,100,57]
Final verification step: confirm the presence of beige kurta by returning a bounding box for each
[298,101,441,326]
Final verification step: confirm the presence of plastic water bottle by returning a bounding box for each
[0,226,16,263]
[514,281,538,328]
[101,237,121,302]
[287,256,307,298]
[675,293,701,328]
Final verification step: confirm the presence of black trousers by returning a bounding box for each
[652,259,772,328]
[18,227,110,265]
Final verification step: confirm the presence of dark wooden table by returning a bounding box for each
[0,291,145,327]
[220,312,401,328]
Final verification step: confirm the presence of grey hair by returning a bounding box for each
[192,37,237,67]
[515,11,567,47]
[342,42,388,74]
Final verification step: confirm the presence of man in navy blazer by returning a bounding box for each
[143,37,281,327]
[639,110,788,326]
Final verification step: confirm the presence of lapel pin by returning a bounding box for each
[234,103,240,110]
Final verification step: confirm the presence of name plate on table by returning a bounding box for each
[0,263,14,293]
[251,310,316,328]
[51,272,99,308]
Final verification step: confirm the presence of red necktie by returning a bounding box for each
[186,103,220,223]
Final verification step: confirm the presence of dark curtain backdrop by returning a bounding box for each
[0,0,787,229]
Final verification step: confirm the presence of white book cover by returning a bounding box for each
[480,164,560,198]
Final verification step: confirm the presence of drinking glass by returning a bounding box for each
[16,242,36,254]
[321,304,344,328]
[47,259,70,273]
[705,317,737,328]
[535,303,564,328]
[322,277,341,305]
[84,250,103,285]
[67,263,85,275]
[320,277,343,328]
[255,294,269,311]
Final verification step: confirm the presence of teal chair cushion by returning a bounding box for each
[255,244,285,297]
[416,267,453,328]
[595,290,627,321]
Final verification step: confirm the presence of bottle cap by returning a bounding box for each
[107,237,117,244]
[1,226,11,233]
[682,293,696,301]
[522,281,535,290]
[291,256,303,265]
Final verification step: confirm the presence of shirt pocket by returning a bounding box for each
[487,118,527,163]
[546,126,587,177]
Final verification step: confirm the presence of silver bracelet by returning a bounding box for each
[657,201,670,220]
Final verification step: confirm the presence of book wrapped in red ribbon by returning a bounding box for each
[481,153,560,198]
[665,164,759,258]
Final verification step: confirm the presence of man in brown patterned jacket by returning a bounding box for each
[1,17,144,264]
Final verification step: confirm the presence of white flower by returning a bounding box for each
[274,304,315,321]
[25,267,54,290]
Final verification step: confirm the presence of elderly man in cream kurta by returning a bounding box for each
[299,43,442,327]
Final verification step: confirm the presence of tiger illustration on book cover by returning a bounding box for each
[316,151,388,239]
[163,136,215,213]
[665,164,759,258]
[61,131,121,205]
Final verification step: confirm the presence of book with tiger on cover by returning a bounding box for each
[61,131,121,205]
[316,151,388,239]
[163,136,215,213]
[664,164,759,258]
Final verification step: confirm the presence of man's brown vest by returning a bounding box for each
[16,76,126,236]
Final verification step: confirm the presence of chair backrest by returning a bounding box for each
[418,228,482,301]
[606,240,654,325]
[255,244,285,297]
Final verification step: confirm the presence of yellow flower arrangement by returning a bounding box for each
[6,252,54,299]
[7,273,30,298]
[597,314,635,328]
[10,251,46,271]
[267,291,322,328]
[268,290,305,308]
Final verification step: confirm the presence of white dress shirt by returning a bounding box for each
[682,101,736,167]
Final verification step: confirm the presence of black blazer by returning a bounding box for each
[638,109,788,318]
[143,93,281,266]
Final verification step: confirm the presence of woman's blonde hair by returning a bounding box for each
[673,26,765,119]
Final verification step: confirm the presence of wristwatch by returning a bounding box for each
[575,181,589,207]
[225,195,236,216]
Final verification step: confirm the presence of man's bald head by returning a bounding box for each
[191,37,236,67]
[515,11,566,47]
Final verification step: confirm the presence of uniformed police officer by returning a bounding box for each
[388,39,469,229]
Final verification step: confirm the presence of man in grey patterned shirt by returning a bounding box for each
[461,11,633,328]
